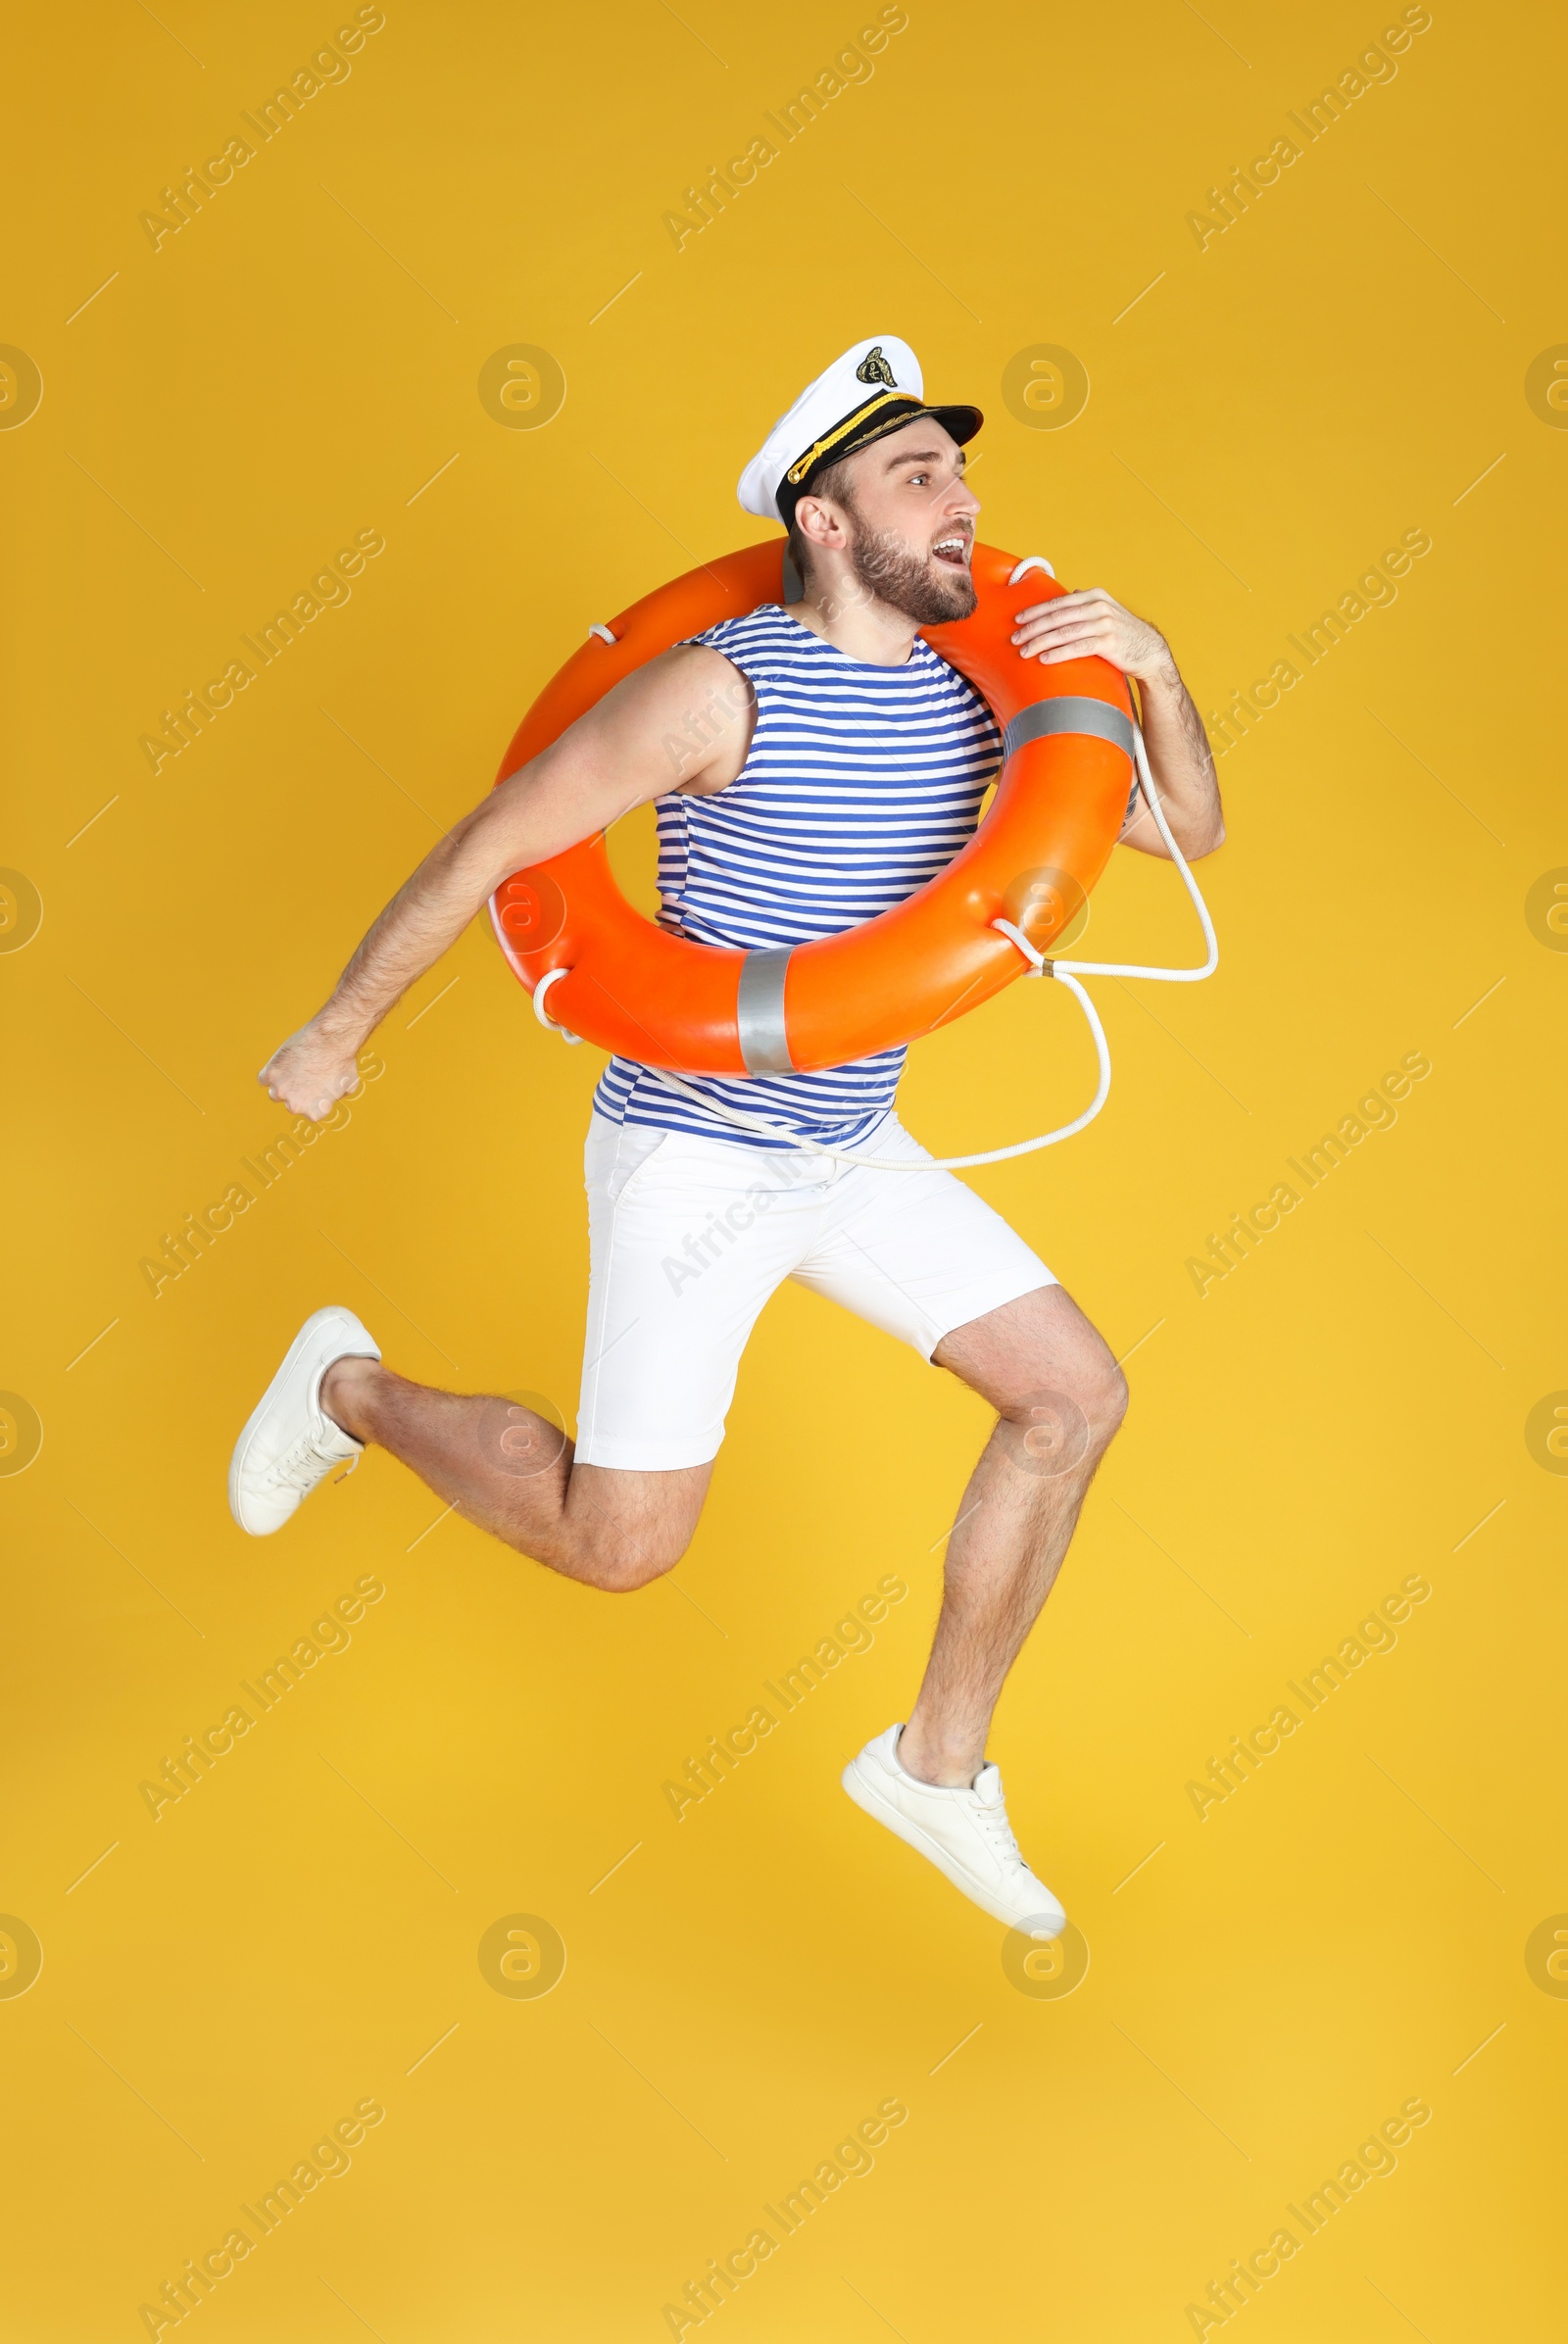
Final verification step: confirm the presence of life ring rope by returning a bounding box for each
[1049,718,1219,987]
[532,964,580,1042]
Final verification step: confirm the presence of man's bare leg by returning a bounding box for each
[321,1358,710,1591]
[897,1285,1128,1787]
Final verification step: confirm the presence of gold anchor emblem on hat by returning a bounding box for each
[856,345,898,388]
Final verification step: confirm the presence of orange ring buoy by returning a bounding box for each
[489,540,1136,1075]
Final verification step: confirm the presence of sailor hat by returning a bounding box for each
[737,335,982,523]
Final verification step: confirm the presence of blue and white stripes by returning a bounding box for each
[592,602,1002,1148]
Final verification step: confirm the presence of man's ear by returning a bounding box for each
[794,493,845,556]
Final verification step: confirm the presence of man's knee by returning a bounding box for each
[1082,1353,1130,1443]
[475,1461,712,1584]
[999,1339,1128,1470]
[487,1512,693,1587]
[572,1504,698,1590]
[589,1538,692,1593]
[942,1288,1126,1440]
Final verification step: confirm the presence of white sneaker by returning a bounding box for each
[228,1306,380,1536]
[842,1723,1066,1935]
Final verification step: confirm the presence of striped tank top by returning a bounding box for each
[591,601,1003,1148]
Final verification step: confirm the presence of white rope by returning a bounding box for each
[1051,722,1218,984]
[533,964,580,1042]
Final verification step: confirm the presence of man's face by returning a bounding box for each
[815,419,980,624]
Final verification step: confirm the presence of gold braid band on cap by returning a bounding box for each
[783,389,923,486]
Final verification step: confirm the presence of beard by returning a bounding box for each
[845,514,978,625]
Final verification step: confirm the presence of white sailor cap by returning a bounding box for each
[736,334,982,523]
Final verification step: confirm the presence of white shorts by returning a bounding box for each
[575,1111,1055,1471]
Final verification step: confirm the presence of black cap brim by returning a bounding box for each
[778,401,984,521]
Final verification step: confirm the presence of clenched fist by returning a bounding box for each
[259,1020,364,1120]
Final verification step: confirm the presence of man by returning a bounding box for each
[231,335,1223,1935]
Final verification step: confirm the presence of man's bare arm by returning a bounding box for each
[1008,587,1225,861]
[259,645,753,1118]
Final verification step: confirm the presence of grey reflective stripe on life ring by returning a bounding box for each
[736,947,796,1073]
[1003,696,1136,762]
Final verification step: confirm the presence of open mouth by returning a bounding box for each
[931,532,971,569]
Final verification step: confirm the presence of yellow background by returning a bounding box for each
[4,0,1564,2335]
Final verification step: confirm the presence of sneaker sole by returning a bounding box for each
[841,1754,1066,1937]
[228,1306,375,1537]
